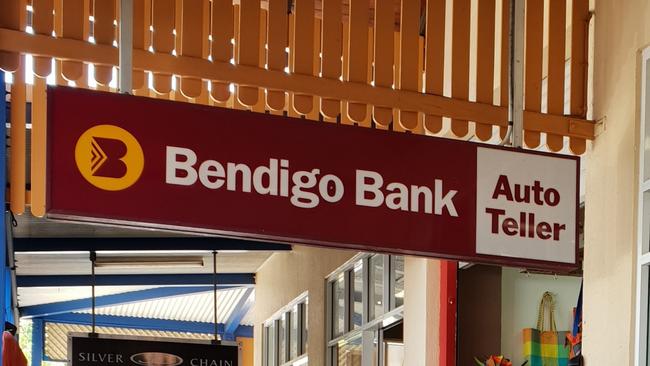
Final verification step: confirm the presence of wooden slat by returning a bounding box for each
[131,0,149,90]
[307,17,323,121]
[10,61,26,215]
[570,0,589,154]
[54,0,65,87]
[424,0,445,134]
[451,0,470,137]
[523,0,543,148]
[341,18,352,125]
[253,9,268,113]
[398,0,419,130]
[62,0,89,82]
[32,0,55,77]
[210,0,233,102]
[292,0,315,115]
[236,0,260,107]
[152,0,174,93]
[346,0,369,123]
[0,0,22,72]
[476,0,495,141]
[392,29,400,130]
[94,0,116,86]
[179,0,204,98]
[31,76,47,217]
[320,0,342,119]
[500,0,509,139]
[2,28,596,140]
[266,0,288,111]
[547,0,566,151]
[372,0,393,127]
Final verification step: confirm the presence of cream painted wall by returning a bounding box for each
[586,0,650,364]
[500,268,581,366]
[403,257,441,366]
[252,245,355,366]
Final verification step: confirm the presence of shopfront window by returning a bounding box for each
[369,255,385,320]
[332,273,346,338]
[351,262,363,330]
[392,256,404,309]
[637,48,650,366]
[263,294,308,366]
[326,254,404,366]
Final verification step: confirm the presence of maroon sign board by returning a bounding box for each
[47,87,579,270]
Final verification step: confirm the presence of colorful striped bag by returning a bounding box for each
[522,292,570,366]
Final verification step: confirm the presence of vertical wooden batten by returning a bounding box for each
[152,0,174,94]
[523,0,543,148]
[500,0,510,139]
[569,0,589,154]
[210,0,234,103]
[451,0,470,137]
[346,0,369,123]
[320,0,342,120]
[292,0,315,115]
[237,0,260,107]
[131,0,149,92]
[476,0,496,141]
[32,0,55,77]
[0,0,23,72]
[372,0,394,128]
[94,0,116,86]
[10,62,26,215]
[424,0,445,134]
[179,0,205,99]
[398,0,420,131]
[31,76,47,217]
[266,0,289,111]
[546,0,566,152]
[61,0,90,83]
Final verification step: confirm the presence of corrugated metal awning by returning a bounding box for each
[74,287,254,326]
[44,322,214,362]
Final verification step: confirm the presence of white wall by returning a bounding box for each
[500,268,582,366]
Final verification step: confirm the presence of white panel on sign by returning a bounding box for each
[476,147,577,264]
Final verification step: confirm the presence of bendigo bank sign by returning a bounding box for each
[47,87,579,270]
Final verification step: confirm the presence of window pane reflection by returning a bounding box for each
[336,336,362,366]
[369,255,385,320]
[352,261,363,329]
[393,256,405,309]
[332,274,346,337]
[290,306,298,359]
[279,316,286,365]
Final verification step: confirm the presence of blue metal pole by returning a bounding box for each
[31,319,44,366]
[0,70,7,366]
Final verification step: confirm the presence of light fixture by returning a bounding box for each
[94,256,205,269]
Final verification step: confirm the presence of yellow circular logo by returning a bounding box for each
[75,125,144,191]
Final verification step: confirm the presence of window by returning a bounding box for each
[332,273,346,338]
[369,255,385,320]
[637,48,650,366]
[326,254,404,366]
[263,294,308,366]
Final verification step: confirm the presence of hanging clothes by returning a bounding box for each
[2,331,27,366]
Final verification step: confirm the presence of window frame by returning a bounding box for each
[263,292,309,366]
[636,47,650,366]
[325,254,404,366]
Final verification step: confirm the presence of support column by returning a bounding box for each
[0,70,6,366]
[403,258,440,366]
[32,319,44,366]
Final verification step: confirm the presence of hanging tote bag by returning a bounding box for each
[523,292,571,366]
